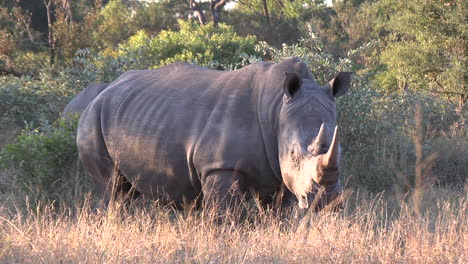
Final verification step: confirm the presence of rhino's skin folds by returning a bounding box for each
[76,57,351,211]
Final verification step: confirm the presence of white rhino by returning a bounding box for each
[77,58,351,211]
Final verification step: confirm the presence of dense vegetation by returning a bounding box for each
[0,1,466,262]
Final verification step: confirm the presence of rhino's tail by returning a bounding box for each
[62,83,110,119]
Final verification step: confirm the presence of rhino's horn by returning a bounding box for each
[316,123,329,145]
[323,126,340,169]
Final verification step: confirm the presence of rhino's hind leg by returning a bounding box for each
[202,170,246,217]
[77,130,139,208]
[107,169,141,203]
[85,161,141,208]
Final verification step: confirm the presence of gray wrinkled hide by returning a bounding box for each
[77,58,346,209]
[62,83,109,119]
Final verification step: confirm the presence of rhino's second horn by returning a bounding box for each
[323,126,340,170]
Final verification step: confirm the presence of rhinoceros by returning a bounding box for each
[77,58,351,211]
[62,83,109,119]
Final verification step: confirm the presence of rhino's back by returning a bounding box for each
[80,62,275,201]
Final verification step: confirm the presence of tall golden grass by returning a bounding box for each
[0,187,466,264]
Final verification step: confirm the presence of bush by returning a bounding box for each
[0,117,87,202]
[0,71,88,128]
[338,85,466,192]
[118,20,259,70]
[93,0,135,50]
[0,76,66,127]
[66,20,261,83]
[256,31,353,84]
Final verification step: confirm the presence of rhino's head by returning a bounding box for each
[277,71,351,211]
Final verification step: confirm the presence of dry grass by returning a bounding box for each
[0,188,466,264]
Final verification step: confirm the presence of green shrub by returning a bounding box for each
[0,76,66,127]
[93,0,135,50]
[0,117,87,202]
[118,20,259,70]
[66,20,260,83]
[0,71,87,128]
[338,86,466,192]
[255,32,353,84]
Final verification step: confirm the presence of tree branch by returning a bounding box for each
[275,0,284,8]
[61,0,73,26]
[189,0,206,25]
[43,0,55,66]
[214,0,229,10]
[262,0,271,27]
[429,90,467,97]
[210,0,230,27]
[0,67,22,77]
[12,8,35,42]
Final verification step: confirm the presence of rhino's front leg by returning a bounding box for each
[201,170,245,212]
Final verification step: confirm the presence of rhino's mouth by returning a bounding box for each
[296,181,343,211]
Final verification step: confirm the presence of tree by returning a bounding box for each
[53,0,102,64]
[131,0,187,35]
[93,0,134,50]
[226,0,305,47]
[188,0,230,27]
[210,0,230,27]
[43,0,55,65]
[364,0,467,105]
[189,0,206,25]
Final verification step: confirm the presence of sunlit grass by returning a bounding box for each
[0,187,465,263]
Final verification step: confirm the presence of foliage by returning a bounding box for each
[0,75,78,127]
[116,20,259,70]
[0,117,84,202]
[55,21,259,83]
[52,0,101,65]
[0,5,44,74]
[256,30,353,84]
[93,0,134,50]
[229,0,364,56]
[358,0,467,101]
[225,1,304,47]
[338,85,467,192]
[130,0,188,35]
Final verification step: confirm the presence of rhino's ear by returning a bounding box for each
[328,72,352,98]
[283,72,302,98]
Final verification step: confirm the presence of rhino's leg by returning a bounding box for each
[258,184,300,220]
[78,149,116,207]
[83,157,140,207]
[202,170,245,213]
[89,174,112,207]
[78,128,139,208]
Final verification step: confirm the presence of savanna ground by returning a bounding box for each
[0,184,466,263]
[1,0,467,263]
